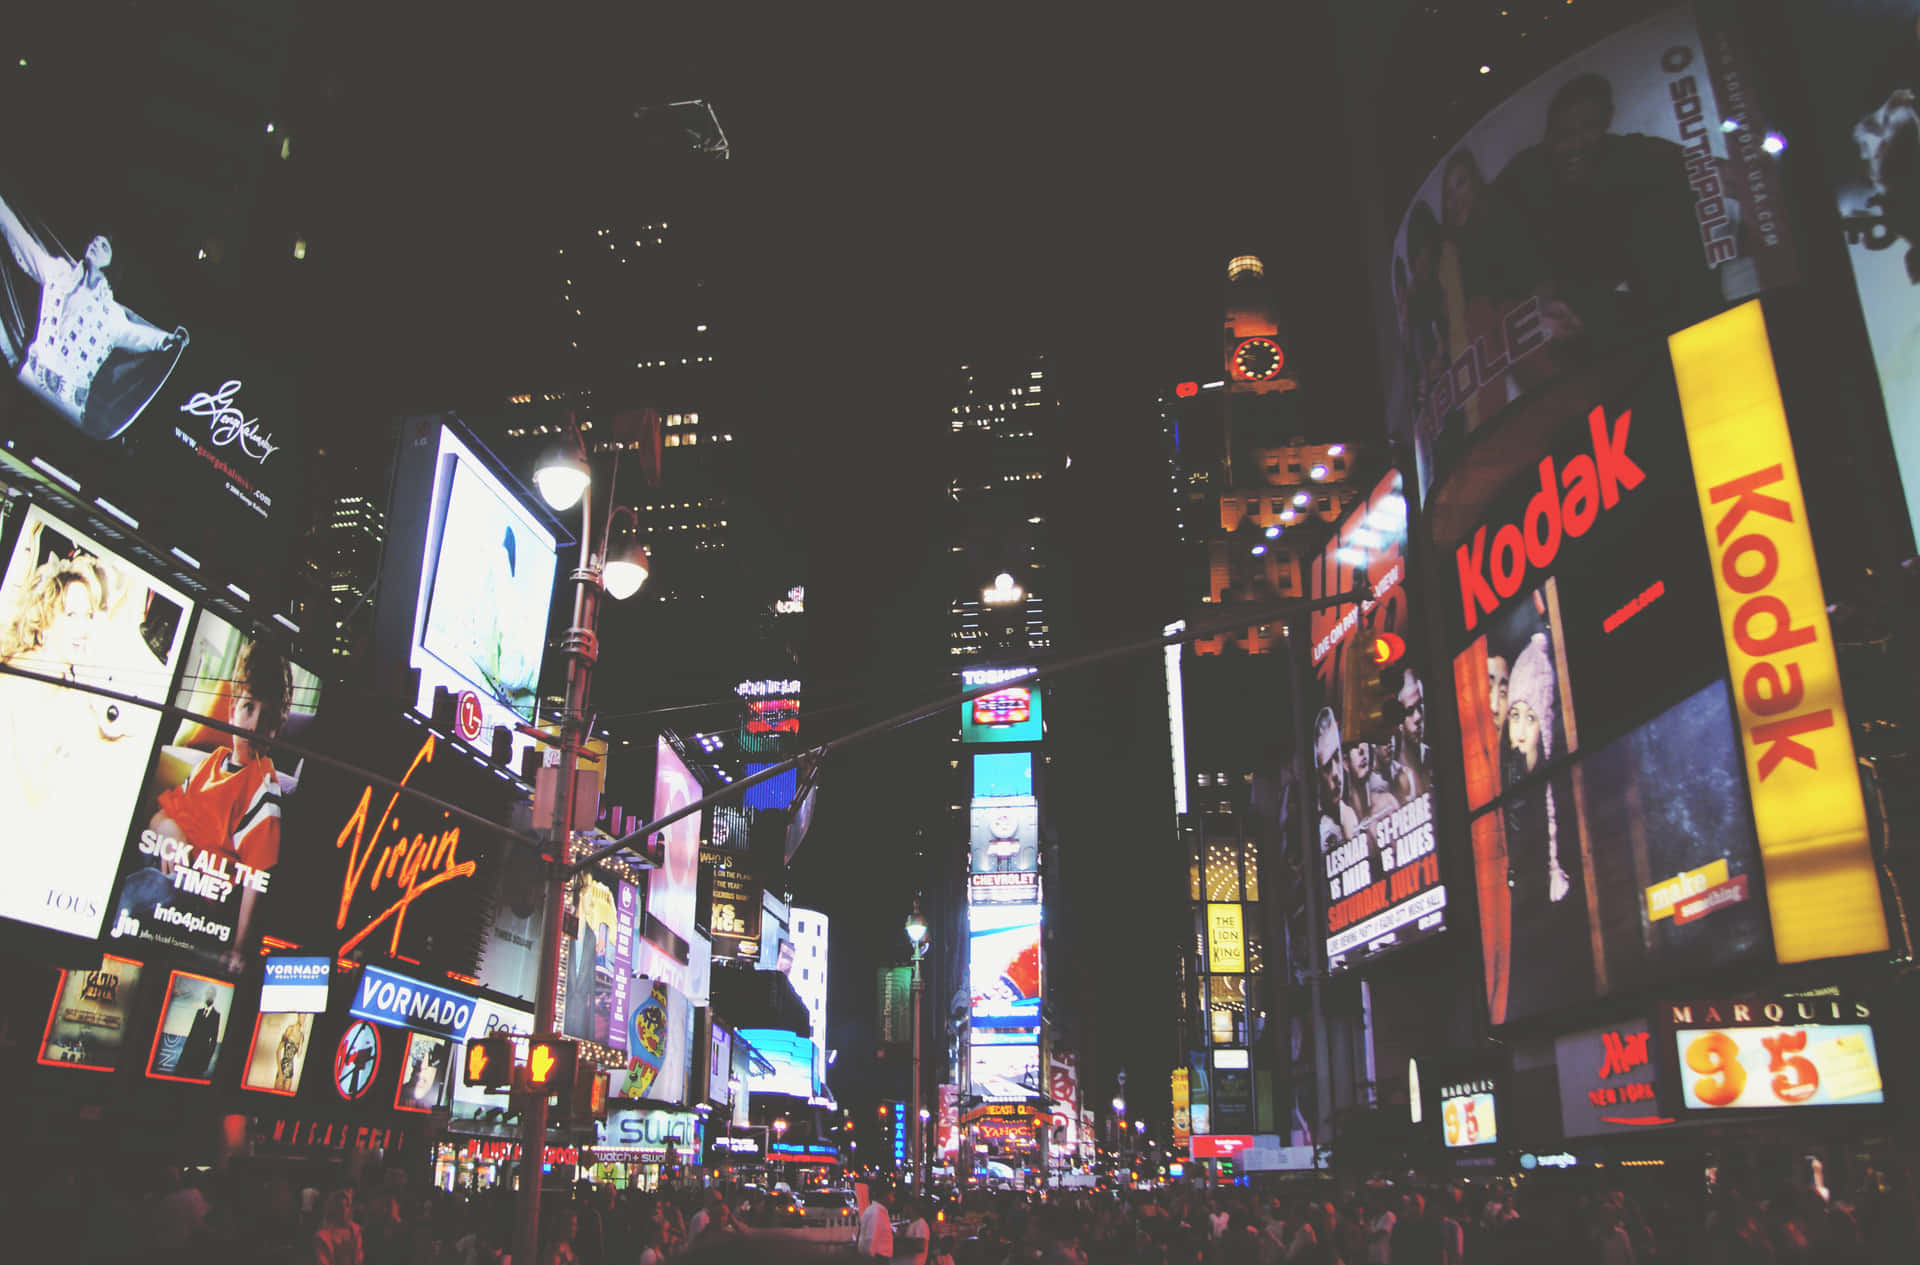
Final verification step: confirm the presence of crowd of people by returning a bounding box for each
[9,1157,1920,1265]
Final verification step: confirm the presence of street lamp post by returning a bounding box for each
[905,899,929,1193]
[515,427,650,1265]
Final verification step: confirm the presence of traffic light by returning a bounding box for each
[1367,632,1406,667]
[464,1036,513,1089]
[523,1035,578,1108]
[573,1063,609,1121]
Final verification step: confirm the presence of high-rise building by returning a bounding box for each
[1158,255,1374,1159]
[316,493,386,660]
[789,907,830,1087]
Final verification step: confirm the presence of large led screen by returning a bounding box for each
[241,1012,314,1097]
[1791,1,1920,547]
[146,969,234,1084]
[38,954,142,1071]
[642,738,702,987]
[1383,4,1795,498]
[970,798,1039,875]
[971,1042,1042,1103]
[376,420,558,773]
[961,672,1044,744]
[1307,471,1445,972]
[623,977,694,1105]
[972,752,1033,800]
[106,609,322,968]
[1667,997,1883,1111]
[737,1026,816,1100]
[969,904,1042,1031]
[0,504,191,940]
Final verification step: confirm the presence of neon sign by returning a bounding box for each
[334,735,477,958]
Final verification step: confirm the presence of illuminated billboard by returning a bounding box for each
[969,904,1041,1030]
[106,609,322,968]
[970,1042,1042,1102]
[1555,1019,1672,1137]
[972,751,1033,800]
[1382,3,1796,497]
[704,848,763,961]
[641,737,702,988]
[1440,1078,1499,1148]
[264,702,519,974]
[1791,2,1920,545]
[961,668,1044,744]
[395,1031,454,1112]
[560,872,637,1052]
[0,182,306,603]
[1666,996,1883,1111]
[241,1012,314,1097]
[969,798,1039,875]
[1206,904,1245,974]
[0,504,191,941]
[146,969,234,1084]
[38,954,142,1071]
[1307,470,1444,972]
[623,977,695,1105]
[374,418,559,773]
[738,1026,816,1100]
[1446,303,1885,1025]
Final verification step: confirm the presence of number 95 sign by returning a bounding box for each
[1675,1025,1883,1110]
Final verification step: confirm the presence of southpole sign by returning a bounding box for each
[1669,302,1888,965]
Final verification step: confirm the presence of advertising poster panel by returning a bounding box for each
[1307,470,1445,971]
[266,703,517,974]
[704,847,762,961]
[0,504,191,940]
[1384,4,1795,497]
[560,871,634,1052]
[1450,304,1886,1024]
[1556,1019,1674,1136]
[146,969,234,1083]
[38,954,142,1071]
[1447,357,1769,1024]
[1665,996,1883,1111]
[259,957,330,1013]
[1791,1,1920,545]
[622,977,694,1105]
[0,179,305,603]
[970,799,1039,875]
[106,609,322,968]
[970,904,1042,1031]
[242,1012,314,1097]
[1440,1078,1500,1148]
[960,667,1044,744]
[645,738,702,967]
[395,1031,453,1112]
[476,832,547,1005]
[971,1042,1042,1102]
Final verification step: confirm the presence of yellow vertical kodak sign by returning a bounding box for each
[1669,301,1888,963]
[1206,903,1246,973]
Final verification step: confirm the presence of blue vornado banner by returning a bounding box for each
[349,964,475,1038]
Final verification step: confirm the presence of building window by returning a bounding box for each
[1206,840,1241,902]
[1209,975,1247,1045]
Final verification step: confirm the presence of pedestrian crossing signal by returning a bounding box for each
[524,1035,577,1097]
[464,1036,513,1089]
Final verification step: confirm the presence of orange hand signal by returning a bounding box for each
[529,1042,559,1084]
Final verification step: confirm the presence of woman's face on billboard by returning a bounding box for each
[49,579,96,666]
[1507,699,1542,770]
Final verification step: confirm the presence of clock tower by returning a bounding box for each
[1222,255,1305,487]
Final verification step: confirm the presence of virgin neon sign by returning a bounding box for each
[335,735,478,957]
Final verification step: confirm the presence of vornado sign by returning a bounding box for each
[1669,301,1888,964]
[1455,406,1645,632]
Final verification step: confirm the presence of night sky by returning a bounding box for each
[19,3,1382,1134]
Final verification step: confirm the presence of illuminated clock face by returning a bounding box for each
[1232,337,1285,381]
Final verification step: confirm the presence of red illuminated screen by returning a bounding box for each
[745,698,800,734]
[972,689,1031,727]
